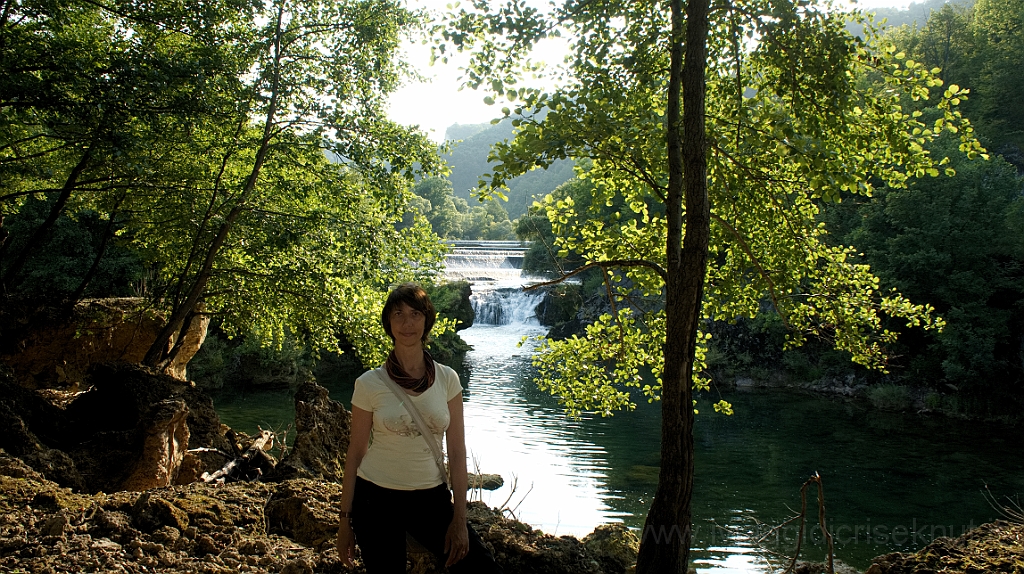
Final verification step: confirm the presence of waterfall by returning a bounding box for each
[443,241,543,327]
[470,287,545,326]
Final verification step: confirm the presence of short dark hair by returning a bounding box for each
[381,283,436,342]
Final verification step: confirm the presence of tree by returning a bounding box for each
[134,0,451,370]
[889,0,1024,159]
[460,198,515,240]
[969,0,1024,155]
[827,134,1024,401]
[442,0,979,571]
[0,0,249,299]
[1,0,446,370]
[515,177,597,276]
[412,176,464,238]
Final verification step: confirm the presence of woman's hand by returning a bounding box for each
[336,520,356,568]
[444,518,469,567]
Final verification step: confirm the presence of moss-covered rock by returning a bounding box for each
[426,281,475,332]
[867,520,1024,574]
[582,524,639,573]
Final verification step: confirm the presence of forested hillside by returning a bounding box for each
[868,0,974,28]
[828,0,1024,409]
[403,119,575,240]
[443,120,575,219]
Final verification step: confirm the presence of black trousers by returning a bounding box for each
[351,476,503,574]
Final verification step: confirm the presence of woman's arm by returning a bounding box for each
[444,392,469,566]
[446,393,468,511]
[336,405,373,567]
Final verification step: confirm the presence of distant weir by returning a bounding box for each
[442,240,543,326]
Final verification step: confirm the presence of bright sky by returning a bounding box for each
[386,0,914,143]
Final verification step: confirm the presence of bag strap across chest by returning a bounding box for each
[379,371,449,484]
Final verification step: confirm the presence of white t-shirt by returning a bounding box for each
[350,362,463,490]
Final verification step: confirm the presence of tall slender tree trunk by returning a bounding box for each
[142,1,287,371]
[1,146,92,291]
[635,0,709,571]
[65,191,126,312]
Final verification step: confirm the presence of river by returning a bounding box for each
[211,244,1024,573]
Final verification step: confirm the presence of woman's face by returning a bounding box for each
[389,302,426,347]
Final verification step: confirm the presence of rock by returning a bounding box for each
[582,524,639,573]
[91,537,122,551]
[0,452,45,481]
[39,513,70,537]
[469,503,616,574]
[428,281,475,331]
[280,558,314,574]
[0,298,208,389]
[547,291,614,341]
[194,533,218,556]
[173,452,207,486]
[268,379,350,482]
[264,479,341,548]
[789,560,861,574]
[0,376,86,491]
[94,507,138,541]
[469,472,504,490]
[0,405,84,490]
[120,399,190,492]
[866,520,1024,574]
[1,363,227,493]
[132,492,189,533]
[62,362,231,492]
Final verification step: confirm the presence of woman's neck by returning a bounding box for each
[392,342,426,375]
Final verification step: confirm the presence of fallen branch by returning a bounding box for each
[201,430,274,484]
[187,447,233,459]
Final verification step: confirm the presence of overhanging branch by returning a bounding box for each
[523,259,668,292]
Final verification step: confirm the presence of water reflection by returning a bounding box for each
[460,323,616,536]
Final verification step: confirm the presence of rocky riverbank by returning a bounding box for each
[866,519,1024,574]
[4,446,1020,574]
[0,450,639,574]
[0,356,640,574]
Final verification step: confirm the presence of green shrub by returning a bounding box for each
[187,333,231,389]
[866,384,913,411]
[780,350,824,382]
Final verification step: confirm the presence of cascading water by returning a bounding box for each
[444,240,543,326]
[470,288,545,326]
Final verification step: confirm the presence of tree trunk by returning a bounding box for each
[635,0,709,571]
[65,192,126,313]
[142,2,287,371]
[1,146,92,291]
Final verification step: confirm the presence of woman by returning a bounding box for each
[335,283,502,573]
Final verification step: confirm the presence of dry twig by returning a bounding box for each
[783,472,834,574]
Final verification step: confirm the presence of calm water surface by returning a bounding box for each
[212,315,1024,573]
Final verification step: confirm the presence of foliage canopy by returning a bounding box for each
[445,1,978,416]
[0,0,447,368]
